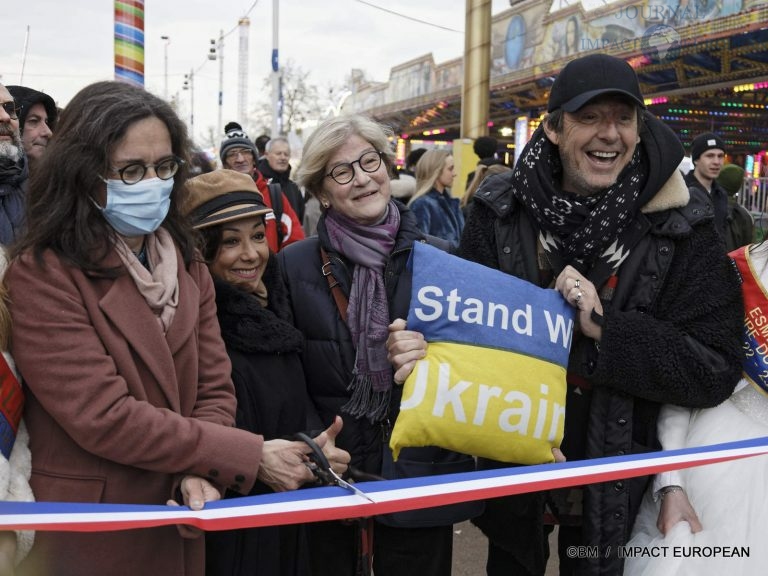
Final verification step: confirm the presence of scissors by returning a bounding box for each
[295,432,376,503]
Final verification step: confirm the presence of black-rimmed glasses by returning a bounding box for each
[109,156,184,185]
[326,150,383,185]
[0,101,19,120]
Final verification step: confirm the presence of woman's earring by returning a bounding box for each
[322,201,330,209]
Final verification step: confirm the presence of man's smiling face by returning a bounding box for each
[544,96,640,197]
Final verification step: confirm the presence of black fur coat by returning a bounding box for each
[206,256,312,576]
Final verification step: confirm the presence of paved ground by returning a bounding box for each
[452,521,559,576]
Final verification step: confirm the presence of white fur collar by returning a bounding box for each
[641,169,690,214]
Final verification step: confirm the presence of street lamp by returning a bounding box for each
[183,69,194,138]
[205,35,224,138]
[161,35,170,100]
[215,31,224,139]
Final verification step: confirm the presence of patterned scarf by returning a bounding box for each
[512,125,648,277]
[324,202,400,422]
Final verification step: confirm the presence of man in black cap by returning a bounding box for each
[387,53,742,575]
[7,85,57,172]
[685,132,728,241]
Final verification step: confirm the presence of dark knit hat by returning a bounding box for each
[716,164,745,196]
[690,132,725,162]
[548,54,645,113]
[185,169,272,229]
[473,136,498,158]
[6,85,58,131]
[219,122,257,165]
[405,147,427,170]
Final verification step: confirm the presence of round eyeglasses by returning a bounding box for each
[109,156,183,185]
[224,147,254,161]
[326,150,383,185]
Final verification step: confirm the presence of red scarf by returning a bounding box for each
[0,352,23,459]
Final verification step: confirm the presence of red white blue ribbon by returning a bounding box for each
[1,436,766,532]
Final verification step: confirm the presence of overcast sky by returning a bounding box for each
[2,0,511,144]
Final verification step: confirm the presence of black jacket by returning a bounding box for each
[684,170,729,241]
[278,201,424,473]
[724,200,754,252]
[460,119,743,575]
[205,257,311,576]
[259,159,306,224]
[279,202,474,474]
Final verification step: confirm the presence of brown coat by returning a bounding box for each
[7,246,264,576]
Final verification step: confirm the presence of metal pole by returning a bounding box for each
[218,30,224,138]
[190,68,195,139]
[237,18,250,122]
[20,25,30,84]
[161,35,170,100]
[271,0,281,136]
[461,0,492,139]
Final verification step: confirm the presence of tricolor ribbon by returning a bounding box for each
[1,436,766,532]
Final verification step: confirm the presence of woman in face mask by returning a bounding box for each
[4,81,342,576]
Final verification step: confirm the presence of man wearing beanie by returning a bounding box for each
[7,85,57,171]
[716,163,754,250]
[388,53,742,575]
[685,132,728,241]
[219,122,304,252]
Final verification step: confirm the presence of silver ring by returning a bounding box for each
[575,279,581,289]
[575,291,583,304]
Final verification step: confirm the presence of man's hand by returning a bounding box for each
[386,318,427,384]
[555,266,604,341]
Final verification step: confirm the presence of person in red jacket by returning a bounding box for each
[219,122,304,251]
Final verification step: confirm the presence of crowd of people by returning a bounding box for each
[0,50,763,576]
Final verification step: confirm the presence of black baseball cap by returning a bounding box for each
[547,54,646,113]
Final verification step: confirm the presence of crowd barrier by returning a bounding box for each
[0,436,766,532]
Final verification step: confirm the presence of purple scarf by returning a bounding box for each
[325,201,400,421]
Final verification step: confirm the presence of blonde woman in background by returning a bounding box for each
[460,163,512,220]
[408,149,464,250]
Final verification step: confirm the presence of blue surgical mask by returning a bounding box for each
[95,177,174,237]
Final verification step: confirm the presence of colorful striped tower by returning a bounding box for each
[114,0,145,87]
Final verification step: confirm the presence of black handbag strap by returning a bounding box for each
[268,182,284,249]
